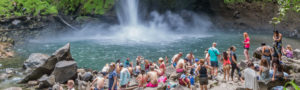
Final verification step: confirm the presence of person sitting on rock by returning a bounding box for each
[145,60,150,72]
[67,80,75,90]
[179,70,192,90]
[146,66,158,87]
[156,57,166,76]
[135,62,141,76]
[261,43,273,67]
[172,52,183,68]
[176,58,188,73]
[283,44,293,58]
[90,74,107,90]
[258,58,270,81]
[101,64,110,76]
[136,70,147,89]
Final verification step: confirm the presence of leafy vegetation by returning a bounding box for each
[0,0,115,19]
[0,0,58,18]
[271,0,300,26]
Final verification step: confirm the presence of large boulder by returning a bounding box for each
[20,43,73,83]
[294,49,300,60]
[37,75,55,89]
[52,61,77,83]
[23,53,49,71]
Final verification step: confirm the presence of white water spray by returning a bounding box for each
[32,0,213,44]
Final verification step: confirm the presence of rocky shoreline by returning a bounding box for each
[0,43,299,90]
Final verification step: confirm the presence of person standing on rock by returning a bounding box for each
[244,62,259,90]
[172,52,183,68]
[206,42,220,79]
[197,59,212,90]
[261,43,273,67]
[243,32,250,62]
[230,46,243,81]
[119,63,131,90]
[108,63,118,90]
[273,30,283,60]
[222,52,231,81]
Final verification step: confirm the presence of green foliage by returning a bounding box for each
[0,0,58,18]
[270,0,300,25]
[52,0,115,15]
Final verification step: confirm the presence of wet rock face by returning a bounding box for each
[0,42,15,59]
[294,49,300,60]
[23,53,50,71]
[20,43,75,84]
[52,61,77,83]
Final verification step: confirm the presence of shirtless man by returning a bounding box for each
[176,58,188,73]
[90,75,107,90]
[186,52,195,65]
[146,66,159,87]
[172,52,183,68]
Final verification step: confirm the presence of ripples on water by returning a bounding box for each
[11,32,300,70]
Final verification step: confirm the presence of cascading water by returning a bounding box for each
[116,0,139,26]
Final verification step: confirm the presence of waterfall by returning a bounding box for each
[116,0,140,26]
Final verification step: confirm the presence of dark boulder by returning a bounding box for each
[23,53,49,71]
[20,43,73,83]
[82,72,93,82]
[52,61,77,83]
[37,75,55,89]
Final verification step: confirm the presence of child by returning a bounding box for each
[179,70,191,89]
[283,45,293,58]
[188,70,195,86]
[67,80,75,90]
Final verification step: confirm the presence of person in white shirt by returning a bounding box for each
[244,62,259,90]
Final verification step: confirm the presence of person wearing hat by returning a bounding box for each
[176,58,188,73]
[119,63,131,90]
[156,57,166,76]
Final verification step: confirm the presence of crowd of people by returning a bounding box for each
[85,30,294,90]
